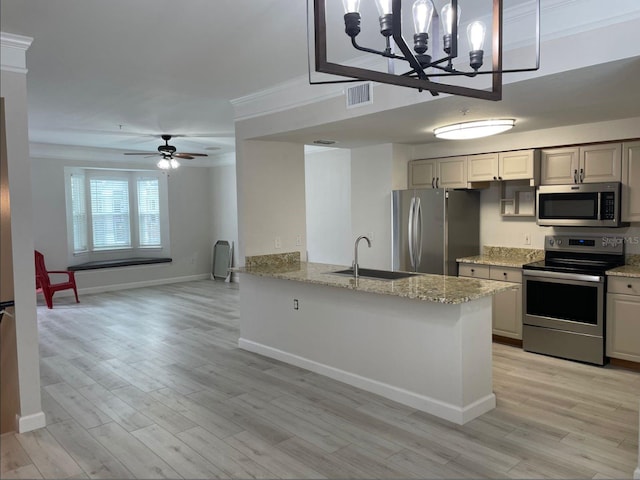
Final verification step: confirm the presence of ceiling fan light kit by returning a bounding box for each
[311,0,540,101]
[434,118,515,140]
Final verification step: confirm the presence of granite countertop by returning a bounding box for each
[235,260,516,305]
[457,246,544,268]
[606,254,640,278]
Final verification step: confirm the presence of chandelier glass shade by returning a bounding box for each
[311,0,540,101]
[434,118,515,140]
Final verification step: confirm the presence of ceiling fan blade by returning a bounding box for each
[124,152,157,155]
[173,153,195,160]
[177,152,208,157]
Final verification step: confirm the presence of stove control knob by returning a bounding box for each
[549,239,555,246]
[557,239,563,245]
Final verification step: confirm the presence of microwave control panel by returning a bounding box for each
[601,192,616,220]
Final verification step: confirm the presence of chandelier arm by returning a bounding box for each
[425,65,541,78]
[351,37,405,60]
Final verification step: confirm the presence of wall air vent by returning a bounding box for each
[346,83,373,109]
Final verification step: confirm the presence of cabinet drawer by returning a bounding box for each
[458,264,491,279]
[607,276,640,296]
[490,267,522,284]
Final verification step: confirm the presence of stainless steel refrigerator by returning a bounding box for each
[392,189,480,276]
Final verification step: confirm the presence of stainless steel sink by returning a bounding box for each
[331,268,417,280]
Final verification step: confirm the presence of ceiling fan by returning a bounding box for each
[124,134,208,169]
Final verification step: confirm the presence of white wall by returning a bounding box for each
[235,139,306,263]
[210,160,239,274]
[305,148,352,265]
[31,157,214,292]
[351,144,396,270]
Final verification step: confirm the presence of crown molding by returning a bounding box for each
[1,32,33,74]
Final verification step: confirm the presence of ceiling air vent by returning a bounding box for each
[346,83,372,109]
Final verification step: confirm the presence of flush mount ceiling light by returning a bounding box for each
[310,0,540,100]
[434,118,515,140]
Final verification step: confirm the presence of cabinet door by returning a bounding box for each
[468,153,499,182]
[540,148,579,185]
[499,150,535,180]
[409,160,436,188]
[622,140,640,222]
[437,157,467,189]
[489,267,523,284]
[606,293,640,362]
[492,286,523,340]
[580,143,621,183]
[458,264,491,279]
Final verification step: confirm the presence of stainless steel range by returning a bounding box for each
[522,235,625,365]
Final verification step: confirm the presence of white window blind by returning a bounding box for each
[90,178,131,249]
[137,178,161,247]
[70,173,88,253]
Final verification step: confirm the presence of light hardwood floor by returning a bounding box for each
[1,279,638,479]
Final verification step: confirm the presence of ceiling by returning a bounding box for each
[2,0,640,166]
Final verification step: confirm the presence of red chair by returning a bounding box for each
[35,250,79,309]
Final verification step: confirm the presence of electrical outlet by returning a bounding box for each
[296,234,302,246]
[293,299,299,310]
[524,233,531,245]
[275,236,282,249]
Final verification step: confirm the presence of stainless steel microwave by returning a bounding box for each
[537,182,626,227]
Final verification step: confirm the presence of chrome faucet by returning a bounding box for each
[353,235,371,279]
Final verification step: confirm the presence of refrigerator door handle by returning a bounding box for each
[415,197,423,267]
[408,196,416,269]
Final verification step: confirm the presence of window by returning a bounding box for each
[65,168,170,263]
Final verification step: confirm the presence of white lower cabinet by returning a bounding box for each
[607,276,640,363]
[459,264,522,340]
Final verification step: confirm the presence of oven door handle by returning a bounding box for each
[523,269,603,283]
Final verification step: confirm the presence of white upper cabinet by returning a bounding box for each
[408,159,437,188]
[499,150,539,181]
[622,140,640,223]
[438,157,468,189]
[467,150,538,182]
[409,157,467,189]
[467,153,499,182]
[541,143,622,185]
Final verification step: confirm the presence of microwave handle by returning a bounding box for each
[597,192,602,220]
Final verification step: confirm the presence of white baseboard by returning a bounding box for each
[238,338,495,425]
[67,273,210,296]
[17,411,46,433]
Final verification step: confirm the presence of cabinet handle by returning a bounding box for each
[573,169,578,183]
[432,177,435,188]
[503,272,507,276]
[580,168,585,183]
[471,268,475,273]
[436,177,440,188]
[628,284,633,289]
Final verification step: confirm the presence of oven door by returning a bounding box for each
[523,270,604,336]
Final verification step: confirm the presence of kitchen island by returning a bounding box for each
[235,254,516,425]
